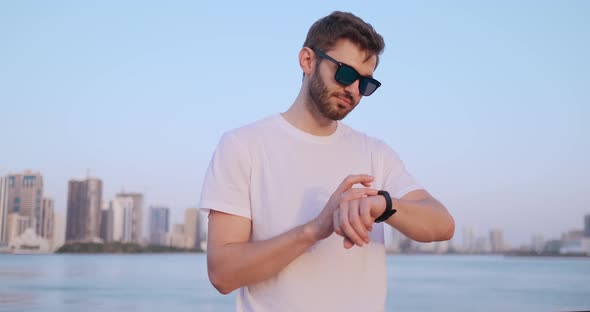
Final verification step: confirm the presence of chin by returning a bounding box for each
[324,109,352,121]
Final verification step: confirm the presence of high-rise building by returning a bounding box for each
[115,193,143,244]
[168,223,185,248]
[489,229,505,253]
[100,203,114,243]
[0,176,8,244]
[52,212,66,251]
[184,208,198,249]
[65,178,103,243]
[39,198,54,241]
[149,206,169,246]
[562,230,584,240]
[4,171,43,234]
[475,235,490,253]
[111,198,133,243]
[585,214,590,238]
[532,234,545,254]
[462,226,476,253]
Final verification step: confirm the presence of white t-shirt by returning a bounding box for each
[200,114,422,312]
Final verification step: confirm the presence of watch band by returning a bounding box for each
[375,190,396,223]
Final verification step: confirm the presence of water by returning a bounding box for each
[387,255,590,312]
[0,254,588,312]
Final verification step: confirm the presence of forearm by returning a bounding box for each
[208,223,317,294]
[386,197,454,243]
[207,175,377,293]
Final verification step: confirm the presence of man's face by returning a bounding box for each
[308,39,378,121]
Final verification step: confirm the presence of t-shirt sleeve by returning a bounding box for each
[379,142,423,199]
[199,132,252,219]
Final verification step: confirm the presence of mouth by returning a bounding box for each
[335,95,353,108]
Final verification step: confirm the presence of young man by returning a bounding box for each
[200,11,454,312]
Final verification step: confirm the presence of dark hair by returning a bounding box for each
[303,11,385,67]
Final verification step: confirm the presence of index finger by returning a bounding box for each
[337,174,374,193]
[340,188,379,201]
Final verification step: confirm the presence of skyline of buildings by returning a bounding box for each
[162,207,202,250]
[0,169,588,255]
[388,218,590,256]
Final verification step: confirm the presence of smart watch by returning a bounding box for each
[374,190,396,223]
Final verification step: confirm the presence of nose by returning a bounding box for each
[343,79,361,99]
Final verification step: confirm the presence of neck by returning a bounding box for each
[282,87,337,136]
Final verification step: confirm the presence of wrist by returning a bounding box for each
[374,190,397,223]
[392,197,400,211]
[301,221,321,244]
[371,195,387,219]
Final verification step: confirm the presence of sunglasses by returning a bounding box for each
[312,48,381,96]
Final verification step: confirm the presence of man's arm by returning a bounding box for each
[207,211,318,294]
[386,189,454,243]
[333,189,454,248]
[206,174,377,294]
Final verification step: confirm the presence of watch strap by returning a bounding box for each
[375,190,396,223]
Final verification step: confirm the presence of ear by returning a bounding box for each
[299,47,315,75]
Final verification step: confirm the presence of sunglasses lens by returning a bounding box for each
[360,78,380,96]
[335,65,359,86]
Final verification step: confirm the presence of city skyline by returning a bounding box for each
[2,168,588,247]
[1,2,589,246]
[0,170,209,252]
[1,169,588,254]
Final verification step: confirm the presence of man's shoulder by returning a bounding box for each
[224,114,279,139]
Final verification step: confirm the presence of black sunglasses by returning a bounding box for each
[312,48,381,96]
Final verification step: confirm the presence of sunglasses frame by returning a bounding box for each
[312,48,381,96]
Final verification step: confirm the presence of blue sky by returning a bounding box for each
[1,1,588,246]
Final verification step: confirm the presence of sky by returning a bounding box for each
[1,1,588,246]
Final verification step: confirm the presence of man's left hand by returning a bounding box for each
[333,194,388,249]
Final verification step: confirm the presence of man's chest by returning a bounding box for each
[247,140,381,239]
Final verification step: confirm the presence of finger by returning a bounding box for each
[333,209,344,237]
[339,201,364,247]
[360,181,373,187]
[343,237,354,249]
[337,174,374,193]
[341,188,378,201]
[359,198,374,232]
[348,199,369,243]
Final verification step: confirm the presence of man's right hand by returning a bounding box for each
[305,174,377,243]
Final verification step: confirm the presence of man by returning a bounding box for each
[199,11,454,312]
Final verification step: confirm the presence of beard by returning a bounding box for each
[308,70,357,121]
